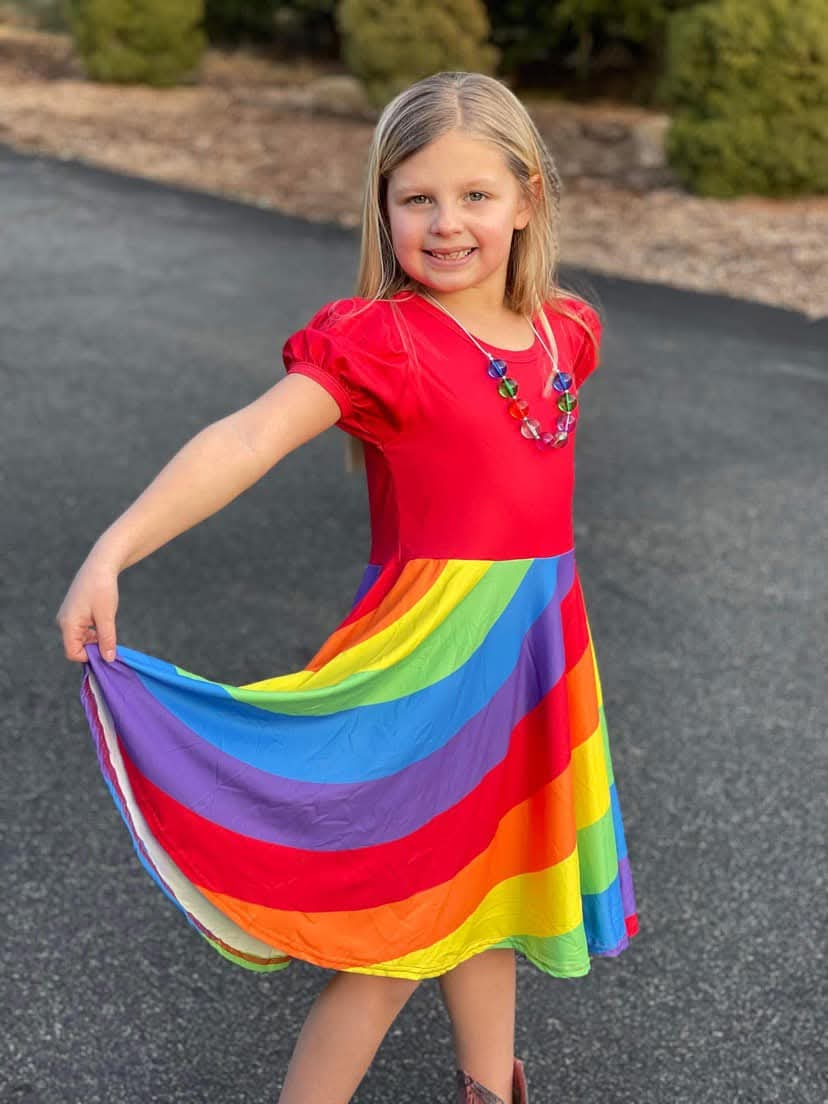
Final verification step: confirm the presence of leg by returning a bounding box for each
[438,948,517,1103]
[277,970,421,1104]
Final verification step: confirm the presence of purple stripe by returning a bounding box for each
[618,855,637,919]
[352,563,382,607]
[104,555,576,850]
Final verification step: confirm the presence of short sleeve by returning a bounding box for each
[568,300,602,389]
[282,298,409,447]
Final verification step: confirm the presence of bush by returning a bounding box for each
[203,0,280,43]
[69,0,206,86]
[337,0,498,109]
[662,0,828,196]
[484,0,701,86]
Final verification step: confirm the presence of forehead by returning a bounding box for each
[387,130,513,191]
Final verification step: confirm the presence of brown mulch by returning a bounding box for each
[1,23,826,319]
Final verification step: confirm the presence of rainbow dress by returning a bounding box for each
[80,293,639,979]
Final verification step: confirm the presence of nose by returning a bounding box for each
[429,202,463,236]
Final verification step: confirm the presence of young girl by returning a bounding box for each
[57,71,638,1104]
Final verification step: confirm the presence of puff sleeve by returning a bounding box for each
[282,298,409,448]
[568,300,602,389]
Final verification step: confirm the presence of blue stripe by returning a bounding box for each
[109,556,570,783]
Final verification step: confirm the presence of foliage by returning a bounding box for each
[661,0,828,196]
[202,0,337,54]
[69,0,205,85]
[484,0,701,87]
[337,0,498,109]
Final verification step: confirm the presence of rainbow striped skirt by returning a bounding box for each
[81,549,638,979]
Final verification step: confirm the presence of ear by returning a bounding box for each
[514,173,542,230]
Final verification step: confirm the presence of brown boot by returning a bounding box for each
[456,1058,528,1104]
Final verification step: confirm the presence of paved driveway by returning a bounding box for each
[1,146,825,1104]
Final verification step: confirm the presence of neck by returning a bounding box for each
[418,285,511,320]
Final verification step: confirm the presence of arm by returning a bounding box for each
[56,374,340,663]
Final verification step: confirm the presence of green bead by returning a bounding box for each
[498,377,519,399]
[557,392,578,412]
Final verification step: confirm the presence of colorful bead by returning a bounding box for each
[536,431,557,450]
[508,399,529,419]
[552,431,569,448]
[552,372,573,393]
[557,412,577,432]
[498,377,519,399]
[487,359,508,379]
[520,417,541,439]
[557,392,578,412]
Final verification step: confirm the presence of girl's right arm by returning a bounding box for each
[56,374,340,663]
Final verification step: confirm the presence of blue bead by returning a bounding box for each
[487,358,508,379]
[552,371,573,392]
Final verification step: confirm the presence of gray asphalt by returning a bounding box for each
[1,146,825,1104]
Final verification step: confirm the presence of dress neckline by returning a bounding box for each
[395,291,544,364]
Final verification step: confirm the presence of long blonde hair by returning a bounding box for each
[346,70,599,471]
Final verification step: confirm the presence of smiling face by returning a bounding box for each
[385,129,535,311]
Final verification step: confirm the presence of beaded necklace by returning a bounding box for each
[420,291,578,450]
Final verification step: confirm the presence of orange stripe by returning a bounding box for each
[197,765,577,964]
[307,559,448,670]
[566,640,599,749]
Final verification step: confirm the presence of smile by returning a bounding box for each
[423,243,476,262]
[424,247,477,261]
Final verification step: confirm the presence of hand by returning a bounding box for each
[55,555,120,663]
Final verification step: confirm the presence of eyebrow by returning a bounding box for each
[390,177,500,193]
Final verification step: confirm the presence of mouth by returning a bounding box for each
[423,247,477,261]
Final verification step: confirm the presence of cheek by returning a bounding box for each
[388,210,418,253]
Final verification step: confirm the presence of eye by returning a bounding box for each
[405,194,430,205]
[467,191,488,202]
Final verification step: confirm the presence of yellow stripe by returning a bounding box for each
[571,722,611,830]
[243,560,492,693]
[365,851,583,976]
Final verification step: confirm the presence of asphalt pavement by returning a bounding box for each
[1,146,825,1104]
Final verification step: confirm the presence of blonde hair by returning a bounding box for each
[346,70,599,471]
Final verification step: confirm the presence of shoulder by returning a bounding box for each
[542,295,602,343]
[542,294,603,387]
[299,296,405,350]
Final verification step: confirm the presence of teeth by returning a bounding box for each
[430,248,474,260]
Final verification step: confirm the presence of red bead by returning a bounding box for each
[508,399,529,419]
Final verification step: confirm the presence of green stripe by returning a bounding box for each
[205,935,292,973]
[215,559,532,716]
[576,805,619,895]
[599,704,615,786]
[491,923,591,977]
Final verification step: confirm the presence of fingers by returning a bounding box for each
[95,620,118,664]
[57,615,117,664]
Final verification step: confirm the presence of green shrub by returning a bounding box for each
[69,0,206,86]
[484,0,701,85]
[337,0,498,109]
[203,0,279,43]
[662,0,828,196]
[202,0,337,54]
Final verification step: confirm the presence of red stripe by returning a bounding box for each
[119,674,574,912]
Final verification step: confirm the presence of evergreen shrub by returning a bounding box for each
[69,0,205,86]
[337,0,498,109]
[662,0,828,196]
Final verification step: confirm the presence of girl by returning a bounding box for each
[57,71,639,1104]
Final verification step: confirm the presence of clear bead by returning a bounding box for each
[557,412,577,432]
[552,372,573,393]
[552,430,569,448]
[536,431,556,450]
[520,417,541,439]
[498,377,519,399]
[487,358,508,379]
